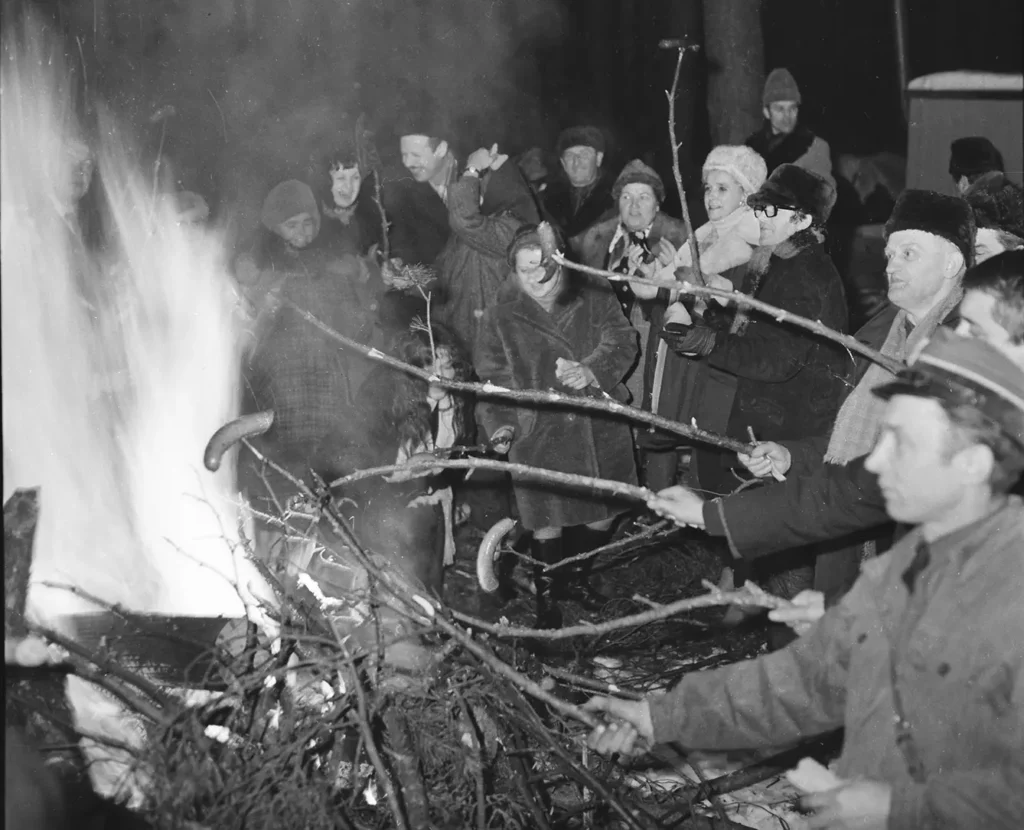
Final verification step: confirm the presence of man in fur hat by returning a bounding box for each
[964,171,1024,263]
[649,190,979,610]
[542,125,616,245]
[587,329,1024,830]
[745,68,833,185]
[576,159,688,407]
[949,136,1005,195]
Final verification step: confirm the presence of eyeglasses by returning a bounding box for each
[753,204,783,218]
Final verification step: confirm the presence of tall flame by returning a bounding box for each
[2,16,270,630]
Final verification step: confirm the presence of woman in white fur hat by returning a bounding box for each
[638,145,767,492]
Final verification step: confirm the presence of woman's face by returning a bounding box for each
[618,183,658,232]
[514,246,563,304]
[330,165,362,209]
[277,212,317,248]
[703,169,746,222]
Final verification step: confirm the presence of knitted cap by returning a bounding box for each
[702,145,768,197]
[949,137,1004,180]
[763,68,802,106]
[556,125,606,157]
[964,172,1024,239]
[612,159,665,203]
[260,180,319,232]
[884,189,976,269]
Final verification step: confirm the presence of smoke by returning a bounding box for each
[62,0,565,241]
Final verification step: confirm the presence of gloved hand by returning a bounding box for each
[660,322,717,356]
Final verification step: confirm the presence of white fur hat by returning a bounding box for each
[702,145,768,197]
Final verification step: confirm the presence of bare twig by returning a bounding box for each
[545,519,673,572]
[372,170,389,261]
[285,299,753,454]
[554,255,903,374]
[208,89,228,142]
[666,46,703,288]
[451,582,789,641]
[330,457,653,502]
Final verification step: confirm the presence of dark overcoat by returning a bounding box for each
[474,275,639,530]
[694,230,849,494]
[542,169,616,245]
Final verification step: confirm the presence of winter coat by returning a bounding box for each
[542,169,616,247]
[745,123,834,186]
[237,237,379,492]
[687,229,848,494]
[319,178,385,258]
[434,162,540,355]
[642,210,761,491]
[650,498,1024,830]
[703,301,962,560]
[576,213,689,407]
[474,275,639,530]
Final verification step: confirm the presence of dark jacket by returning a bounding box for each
[319,175,385,257]
[542,169,616,245]
[745,122,833,184]
[381,160,458,267]
[435,163,540,354]
[692,230,848,493]
[703,301,963,560]
[474,275,638,530]
[651,499,1024,830]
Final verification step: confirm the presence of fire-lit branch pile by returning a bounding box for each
[7,471,832,830]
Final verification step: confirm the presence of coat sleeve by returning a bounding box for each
[889,758,1024,830]
[702,453,890,561]
[473,313,521,439]
[648,591,857,749]
[783,434,831,478]
[446,175,518,259]
[706,267,834,383]
[578,282,640,391]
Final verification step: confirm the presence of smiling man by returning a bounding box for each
[588,328,1024,830]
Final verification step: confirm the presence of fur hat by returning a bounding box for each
[261,180,319,232]
[949,137,1004,180]
[964,172,1024,240]
[884,189,976,269]
[612,159,665,203]
[702,145,768,197]
[762,68,802,106]
[747,163,836,226]
[556,125,605,157]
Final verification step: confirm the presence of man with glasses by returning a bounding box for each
[657,164,847,516]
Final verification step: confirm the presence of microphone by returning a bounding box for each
[658,38,701,52]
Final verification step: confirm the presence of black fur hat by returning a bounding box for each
[884,189,977,269]
[556,125,606,157]
[949,137,1004,180]
[746,163,837,226]
[965,172,1024,240]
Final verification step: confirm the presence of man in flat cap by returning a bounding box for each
[542,125,615,246]
[949,136,1005,195]
[586,327,1024,830]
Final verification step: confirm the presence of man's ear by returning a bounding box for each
[944,246,965,278]
[954,442,995,487]
[794,213,813,232]
[595,151,605,168]
[434,140,449,159]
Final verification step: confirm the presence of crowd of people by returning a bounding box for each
[43,61,1023,829]
[218,61,1024,828]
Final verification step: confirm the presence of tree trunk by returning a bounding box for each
[702,0,765,145]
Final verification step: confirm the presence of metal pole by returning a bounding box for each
[893,0,910,124]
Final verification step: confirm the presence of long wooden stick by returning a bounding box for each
[285,300,753,453]
[329,457,654,502]
[554,254,904,374]
[666,46,703,287]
